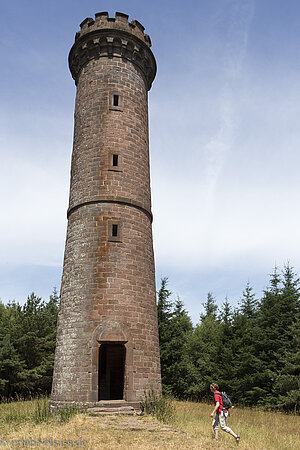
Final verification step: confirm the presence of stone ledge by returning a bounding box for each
[67,197,153,222]
[49,399,142,415]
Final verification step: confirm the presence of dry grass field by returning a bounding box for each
[0,398,299,449]
[172,400,300,449]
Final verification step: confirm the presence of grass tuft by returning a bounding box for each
[57,404,82,423]
[33,397,52,424]
[141,389,175,423]
[0,397,81,426]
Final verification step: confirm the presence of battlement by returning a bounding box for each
[75,12,152,47]
[69,11,156,90]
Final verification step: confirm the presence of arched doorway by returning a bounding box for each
[98,343,126,400]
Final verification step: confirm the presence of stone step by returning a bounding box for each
[86,401,142,415]
[87,407,136,416]
[89,406,133,412]
[93,401,141,409]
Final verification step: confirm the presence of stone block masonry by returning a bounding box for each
[51,12,161,407]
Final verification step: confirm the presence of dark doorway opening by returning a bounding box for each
[98,343,125,400]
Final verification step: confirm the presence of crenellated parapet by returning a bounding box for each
[76,12,152,46]
[69,12,156,90]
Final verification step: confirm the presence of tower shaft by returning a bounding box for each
[51,12,161,405]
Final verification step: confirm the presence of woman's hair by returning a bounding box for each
[210,383,219,390]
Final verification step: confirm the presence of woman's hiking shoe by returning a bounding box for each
[236,435,240,443]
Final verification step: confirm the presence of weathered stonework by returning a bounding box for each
[51,12,161,407]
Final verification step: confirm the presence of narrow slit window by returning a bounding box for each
[112,154,119,167]
[110,93,123,111]
[108,219,122,242]
[113,95,119,107]
[112,224,118,237]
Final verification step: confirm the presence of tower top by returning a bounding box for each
[76,12,152,47]
[69,12,156,90]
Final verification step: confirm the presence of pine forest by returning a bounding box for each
[0,265,299,413]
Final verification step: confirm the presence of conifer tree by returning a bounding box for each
[157,279,193,396]
[255,265,300,405]
[200,292,218,321]
[273,316,300,411]
[231,284,262,404]
[218,298,235,393]
[0,290,59,398]
[255,267,282,402]
[239,281,258,319]
[186,293,220,400]
[163,297,193,396]
[270,265,300,410]
[157,277,172,344]
[0,301,26,398]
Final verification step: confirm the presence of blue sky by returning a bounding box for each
[1,0,300,323]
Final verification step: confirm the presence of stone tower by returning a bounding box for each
[51,12,161,407]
